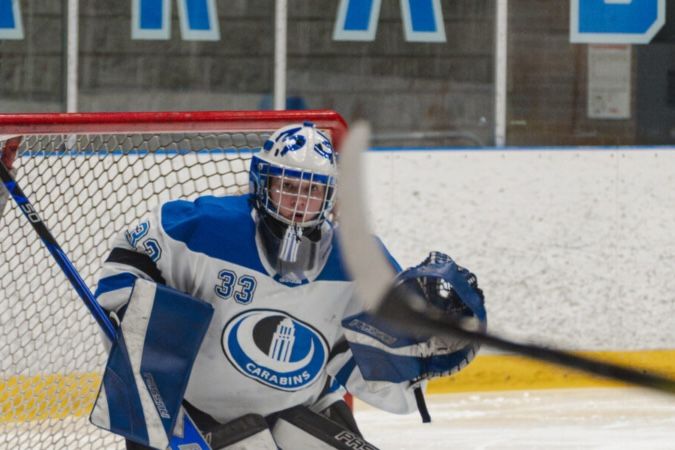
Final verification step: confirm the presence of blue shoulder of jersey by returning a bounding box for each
[317,232,401,282]
[160,194,266,273]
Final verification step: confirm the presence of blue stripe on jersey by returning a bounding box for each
[95,272,137,298]
[317,235,400,282]
[161,195,267,274]
[334,356,357,387]
[160,194,400,284]
[315,236,350,282]
[326,377,342,393]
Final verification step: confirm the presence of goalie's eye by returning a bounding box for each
[279,180,324,197]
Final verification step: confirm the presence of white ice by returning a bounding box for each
[355,388,675,450]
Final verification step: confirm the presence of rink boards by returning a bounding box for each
[367,146,675,350]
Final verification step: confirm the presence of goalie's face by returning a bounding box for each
[249,122,338,227]
[267,175,328,224]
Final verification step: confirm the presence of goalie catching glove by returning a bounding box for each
[342,251,486,384]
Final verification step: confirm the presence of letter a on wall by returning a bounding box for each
[570,0,666,44]
[0,0,24,40]
[132,0,220,41]
[333,0,446,42]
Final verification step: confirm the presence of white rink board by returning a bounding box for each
[366,148,675,351]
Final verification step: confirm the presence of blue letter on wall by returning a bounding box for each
[400,0,446,42]
[132,0,219,41]
[334,0,446,42]
[0,0,24,40]
[570,0,665,44]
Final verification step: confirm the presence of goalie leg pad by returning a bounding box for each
[272,406,379,450]
[90,279,214,449]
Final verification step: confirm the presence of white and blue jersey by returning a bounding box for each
[95,194,420,423]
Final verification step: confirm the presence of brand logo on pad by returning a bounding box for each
[222,309,328,391]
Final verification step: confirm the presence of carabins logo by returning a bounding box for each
[222,309,328,391]
[264,126,305,157]
[313,129,335,164]
[262,124,335,163]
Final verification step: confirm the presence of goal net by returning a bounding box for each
[0,110,347,449]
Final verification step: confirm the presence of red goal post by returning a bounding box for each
[0,110,348,450]
[0,109,347,135]
[0,109,347,164]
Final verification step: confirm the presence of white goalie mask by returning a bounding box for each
[249,122,338,228]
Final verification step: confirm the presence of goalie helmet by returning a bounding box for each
[249,122,337,228]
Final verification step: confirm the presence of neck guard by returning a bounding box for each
[256,213,333,284]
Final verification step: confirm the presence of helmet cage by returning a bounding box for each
[250,155,336,227]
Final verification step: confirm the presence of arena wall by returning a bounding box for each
[366,147,675,392]
[368,147,675,351]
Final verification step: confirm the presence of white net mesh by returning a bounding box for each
[0,113,344,449]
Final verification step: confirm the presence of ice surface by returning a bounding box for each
[355,388,675,449]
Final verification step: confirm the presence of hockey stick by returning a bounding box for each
[336,122,675,396]
[0,138,212,449]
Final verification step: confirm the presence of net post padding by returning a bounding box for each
[0,136,22,170]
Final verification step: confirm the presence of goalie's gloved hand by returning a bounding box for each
[342,251,487,385]
[398,251,485,321]
[391,251,487,381]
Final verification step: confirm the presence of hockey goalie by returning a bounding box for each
[90,122,487,449]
